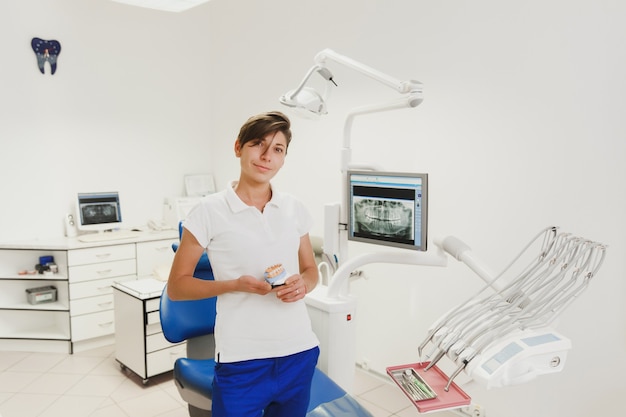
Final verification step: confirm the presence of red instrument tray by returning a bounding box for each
[387,362,471,413]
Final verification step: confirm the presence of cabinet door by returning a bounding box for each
[136,239,177,278]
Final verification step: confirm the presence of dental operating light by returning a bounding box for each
[280,49,424,174]
[280,49,423,121]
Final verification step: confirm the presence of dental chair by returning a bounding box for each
[160,225,374,417]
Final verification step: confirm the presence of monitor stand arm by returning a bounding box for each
[326,248,448,298]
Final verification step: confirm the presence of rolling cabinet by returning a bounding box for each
[0,230,178,353]
[113,278,185,384]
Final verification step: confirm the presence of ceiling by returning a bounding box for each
[110,0,210,13]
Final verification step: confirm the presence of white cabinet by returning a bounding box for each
[113,278,185,383]
[68,244,136,346]
[0,230,178,353]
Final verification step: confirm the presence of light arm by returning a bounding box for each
[314,49,422,95]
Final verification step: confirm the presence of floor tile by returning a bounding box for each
[0,347,401,417]
[38,395,107,417]
[65,373,127,396]
[117,390,182,417]
[89,402,130,417]
[154,407,192,417]
[358,379,414,414]
[7,353,65,373]
[89,356,125,376]
[109,376,163,404]
[0,352,29,372]
[0,392,59,417]
[0,371,42,393]
[48,354,107,374]
[20,372,84,395]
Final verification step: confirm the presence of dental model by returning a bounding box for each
[264,264,287,286]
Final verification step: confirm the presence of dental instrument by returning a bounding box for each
[416,227,606,392]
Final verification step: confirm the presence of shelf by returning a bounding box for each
[0,280,69,310]
[0,249,68,277]
[0,273,68,281]
[0,301,69,311]
[0,310,71,340]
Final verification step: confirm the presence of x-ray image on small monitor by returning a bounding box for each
[347,170,428,251]
[76,192,123,232]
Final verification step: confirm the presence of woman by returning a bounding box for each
[167,111,320,417]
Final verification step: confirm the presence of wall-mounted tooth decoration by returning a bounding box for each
[31,38,62,75]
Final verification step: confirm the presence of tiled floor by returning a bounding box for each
[0,345,458,417]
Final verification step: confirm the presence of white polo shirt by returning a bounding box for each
[183,181,319,363]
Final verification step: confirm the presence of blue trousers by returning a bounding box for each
[212,347,320,417]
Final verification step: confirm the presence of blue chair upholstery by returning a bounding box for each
[161,228,217,416]
[160,224,373,417]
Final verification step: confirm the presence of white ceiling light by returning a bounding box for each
[110,0,210,13]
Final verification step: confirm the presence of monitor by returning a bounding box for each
[76,191,123,233]
[347,170,428,251]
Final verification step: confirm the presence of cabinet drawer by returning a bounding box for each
[136,240,177,277]
[146,331,182,353]
[69,259,136,283]
[70,294,114,316]
[71,310,115,341]
[70,276,135,300]
[147,344,186,376]
[146,298,161,312]
[68,244,135,266]
[146,321,162,336]
[146,311,160,326]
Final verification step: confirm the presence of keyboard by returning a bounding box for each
[77,231,142,243]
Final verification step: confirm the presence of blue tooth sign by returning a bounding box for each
[31,38,62,75]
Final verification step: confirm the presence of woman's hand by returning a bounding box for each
[238,275,273,295]
[275,274,306,302]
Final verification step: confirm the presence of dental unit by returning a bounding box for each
[282,49,608,413]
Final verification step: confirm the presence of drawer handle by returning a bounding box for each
[97,269,113,275]
[97,285,111,291]
[95,253,112,259]
[155,246,170,252]
[97,301,113,307]
[98,321,114,327]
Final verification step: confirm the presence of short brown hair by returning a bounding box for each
[237,111,292,149]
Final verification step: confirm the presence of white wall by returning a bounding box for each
[1,0,624,416]
[207,1,626,417]
[0,0,214,240]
